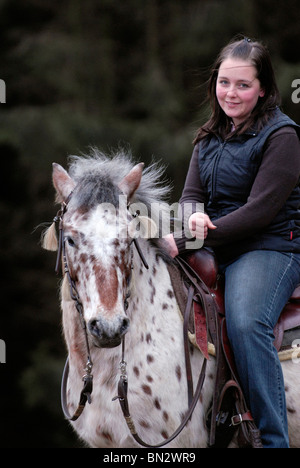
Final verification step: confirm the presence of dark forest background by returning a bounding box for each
[0,0,299,448]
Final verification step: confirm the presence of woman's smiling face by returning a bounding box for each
[216,57,265,126]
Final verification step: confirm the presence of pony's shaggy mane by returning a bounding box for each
[67,148,173,234]
[66,148,174,262]
[68,147,172,208]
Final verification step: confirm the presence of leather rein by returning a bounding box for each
[54,197,212,447]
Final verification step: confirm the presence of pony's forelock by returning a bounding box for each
[66,148,172,228]
[67,147,171,205]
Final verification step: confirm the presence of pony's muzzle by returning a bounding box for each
[88,315,130,348]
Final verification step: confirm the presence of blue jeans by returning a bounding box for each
[222,250,300,448]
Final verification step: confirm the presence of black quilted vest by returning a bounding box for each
[198,108,300,261]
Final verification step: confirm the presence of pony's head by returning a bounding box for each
[42,149,171,349]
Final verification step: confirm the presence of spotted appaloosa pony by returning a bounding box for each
[43,149,300,448]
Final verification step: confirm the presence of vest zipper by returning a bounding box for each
[211,140,227,200]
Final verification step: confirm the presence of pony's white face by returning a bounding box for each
[51,160,145,348]
[62,203,133,348]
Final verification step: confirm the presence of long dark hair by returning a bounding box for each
[194,37,281,143]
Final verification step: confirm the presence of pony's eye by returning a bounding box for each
[65,236,75,247]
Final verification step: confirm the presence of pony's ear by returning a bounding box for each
[52,163,75,203]
[118,163,144,200]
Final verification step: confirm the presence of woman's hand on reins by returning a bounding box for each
[188,212,217,240]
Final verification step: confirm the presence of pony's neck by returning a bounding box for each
[126,239,175,342]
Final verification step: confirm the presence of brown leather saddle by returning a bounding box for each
[183,249,300,353]
[170,249,300,448]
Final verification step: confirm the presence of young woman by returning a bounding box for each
[165,37,300,448]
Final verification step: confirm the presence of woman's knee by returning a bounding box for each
[226,304,256,340]
[225,291,265,344]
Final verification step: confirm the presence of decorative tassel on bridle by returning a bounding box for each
[42,200,70,274]
[42,218,58,251]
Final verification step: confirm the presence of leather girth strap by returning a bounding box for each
[175,256,263,449]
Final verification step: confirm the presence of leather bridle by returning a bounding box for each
[53,196,210,446]
[53,197,94,421]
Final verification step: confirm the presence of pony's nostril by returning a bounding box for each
[120,317,130,334]
[88,319,100,337]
